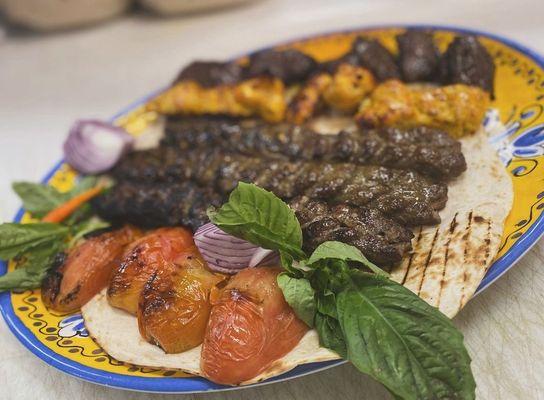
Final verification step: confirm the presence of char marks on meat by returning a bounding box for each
[111,146,447,226]
[92,181,223,230]
[440,35,495,96]
[162,117,466,180]
[290,196,413,265]
[397,30,440,82]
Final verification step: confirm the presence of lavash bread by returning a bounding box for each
[82,127,513,384]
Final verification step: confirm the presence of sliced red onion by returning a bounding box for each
[194,223,280,274]
[63,119,134,174]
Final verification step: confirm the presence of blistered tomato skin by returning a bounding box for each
[42,225,142,313]
[137,251,224,353]
[201,267,308,385]
[107,227,194,314]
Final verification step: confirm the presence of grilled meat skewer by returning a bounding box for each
[162,116,466,180]
[112,147,447,226]
[92,182,414,266]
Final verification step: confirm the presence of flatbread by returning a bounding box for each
[81,289,340,385]
[389,131,513,317]
[82,127,513,383]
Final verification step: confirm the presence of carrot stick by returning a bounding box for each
[42,186,103,223]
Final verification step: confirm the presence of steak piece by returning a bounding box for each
[397,30,440,82]
[92,181,224,230]
[290,196,413,265]
[245,49,318,84]
[112,147,448,226]
[440,35,495,96]
[174,61,243,87]
[162,116,466,180]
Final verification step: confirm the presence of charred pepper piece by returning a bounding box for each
[351,37,400,81]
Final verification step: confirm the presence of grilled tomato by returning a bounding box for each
[107,227,194,314]
[138,249,224,353]
[201,267,308,385]
[42,225,142,313]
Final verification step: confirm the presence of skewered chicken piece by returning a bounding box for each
[163,116,466,180]
[146,77,286,123]
[286,64,375,123]
[355,80,490,138]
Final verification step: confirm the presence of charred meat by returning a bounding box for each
[440,35,495,96]
[290,196,413,265]
[397,30,440,82]
[93,182,413,266]
[92,181,223,230]
[111,146,448,226]
[350,37,400,81]
[162,117,466,180]
[174,61,243,87]
[244,49,318,84]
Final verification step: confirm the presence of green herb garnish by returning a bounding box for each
[0,178,108,292]
[209,182,476,400]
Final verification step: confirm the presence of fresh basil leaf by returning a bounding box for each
[0,241,63,292]
[12,182,66,217]
[316,290,337,319]
[0,223,69,260]
[336,271,475,400]
[277,273,316,327]
[208,182,306,260]
[308,241,388,276]
[69,217,110,246]
[315,312,346,358]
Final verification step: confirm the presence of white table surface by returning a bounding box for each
[1,1,544,399]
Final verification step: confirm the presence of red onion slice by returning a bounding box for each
[63,119,134,174]
[194,223,280,274]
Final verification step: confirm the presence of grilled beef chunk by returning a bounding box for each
[440,35,495,96]
[351,37,400,81]
[290,196,413,265]
[92,181,223,230]
[397,30,440,82]
[163,117,466,180]
[174,61,243,87]
[245,49,317,84]
[112,147,447,226]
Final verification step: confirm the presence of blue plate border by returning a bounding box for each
[1,24,543,393]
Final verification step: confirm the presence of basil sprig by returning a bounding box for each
[0,178,108,292]
[209,182,476,400]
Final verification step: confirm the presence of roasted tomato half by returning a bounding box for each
[107,227,194,314]
[201,267,308,385]
[138,249,225,353]
[42,225,142,313]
